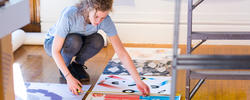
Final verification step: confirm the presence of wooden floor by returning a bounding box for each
[14,44,250,100]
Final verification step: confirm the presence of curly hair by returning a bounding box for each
[77,0,113,16]
[76,0,113,30]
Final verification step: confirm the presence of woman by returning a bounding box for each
[44,0,150,96]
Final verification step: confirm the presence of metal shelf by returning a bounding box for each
[170,0,250,100]
[192,32,250,40]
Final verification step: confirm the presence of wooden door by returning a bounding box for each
[0,0,8,7]
[22,0,41,32]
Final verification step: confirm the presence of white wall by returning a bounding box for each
[40,0,80,32]
[40,0,250,45]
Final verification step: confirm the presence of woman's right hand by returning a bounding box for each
[65,74,83,95]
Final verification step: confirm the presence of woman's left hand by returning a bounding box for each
[136,80,150,96]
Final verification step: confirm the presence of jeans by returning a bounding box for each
[44,33,104,66]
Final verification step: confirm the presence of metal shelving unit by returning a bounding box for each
[170,0,250,100]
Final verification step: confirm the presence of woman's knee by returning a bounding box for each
[62,33,83,54]
[88,33,104,49]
